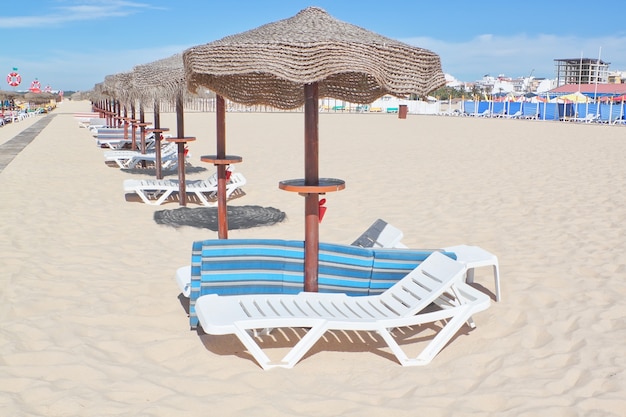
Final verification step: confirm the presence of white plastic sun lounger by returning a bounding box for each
[104,141,174,167]
[123,172,246,206]
[194,252,490,369]
[122,145,182,169]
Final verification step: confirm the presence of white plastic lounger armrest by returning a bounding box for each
[176,265,192,297]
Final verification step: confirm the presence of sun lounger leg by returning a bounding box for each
[133,188,174,205]
[194,190,217,207]
[233,321,327,370]
[376,306,473,366]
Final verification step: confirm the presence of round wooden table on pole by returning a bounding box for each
[136,122,152,168]
[147,127,170,179]
[166,137,195,206]
[200,154,243,239]
[130,119,141,151]
[120,117,132,143]
[105,110,115,128]
[278,177,345,292]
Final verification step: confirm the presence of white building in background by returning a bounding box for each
[444,73,463,88]
[445,73,557,96]
[608,70,626,83]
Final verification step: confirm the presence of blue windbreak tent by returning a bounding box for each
[462,100,477,114]
[507,102,522,115]
[454,99,625,123]
[462,100,490,115]
[604,101,625,123]
[476,101,490,114]
[491,101,505,116]
[539,102,561,120]
[523,102,538,118]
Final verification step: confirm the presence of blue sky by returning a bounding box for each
[1,0,625,91]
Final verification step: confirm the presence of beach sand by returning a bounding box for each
[1,100,624,416]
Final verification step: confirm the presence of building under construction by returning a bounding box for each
[554,58,609,86]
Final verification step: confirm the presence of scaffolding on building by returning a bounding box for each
[554,58,610,87]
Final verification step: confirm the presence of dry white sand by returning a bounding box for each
[1,100,624,416]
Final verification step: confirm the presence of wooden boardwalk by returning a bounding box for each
[0,115,55,173]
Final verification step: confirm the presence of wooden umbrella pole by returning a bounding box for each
[117,101,122,127]
[131,104,137,150]
[105,100,110,127]
[109,100,114,127]
[153,100,162,180]
[139,104,146,155]
[216,95,228,239]
[304,82,320,292]
[114,100,120,127]
[175,92,186,206]
[106,100,111,127]
[123,106,128,140]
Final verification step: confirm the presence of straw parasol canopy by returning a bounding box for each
[0,90,23,100]
[183,6,445,108]
[97,72,134,131]
[183,7,445,291]
[131,53,188,105]
[131,53,190,186]
[103,71,136,106]
[90,82,105,101]
[24,91,56,104]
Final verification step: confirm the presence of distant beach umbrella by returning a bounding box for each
[24,91,56,105]
[132,53,187,106]
[103,72,136,109]
[559,91,590,103]
[0,90,21,109]
[132,53,191,186]
[183,6,445,291]
[132,53,215,202]
[0,90,22,100]
[100,72,135,128]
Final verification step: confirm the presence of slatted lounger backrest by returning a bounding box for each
[369,249,457,295]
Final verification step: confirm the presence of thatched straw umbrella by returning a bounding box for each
[90,82,105,113]
[0,90,22,101]
[135,53,232,225]
[103,72,138,146]
[23,91,56,109]
[183,6,445,291]
[0,90,22,112]
[131,53,189,183]
[102,74,119,127]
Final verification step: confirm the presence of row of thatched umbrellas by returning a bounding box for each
[1,90,58,106]
[90,7,446,291]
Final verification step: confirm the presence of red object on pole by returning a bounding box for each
[318,198,327,223]
[303,82,320,292]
